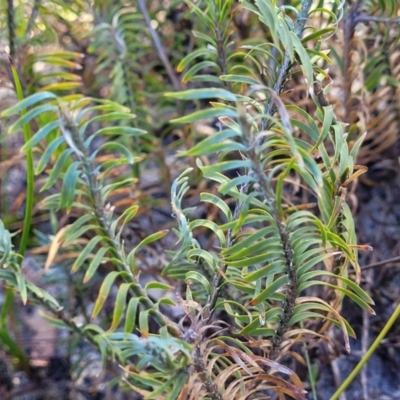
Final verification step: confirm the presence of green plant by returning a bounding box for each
[1,0,399,399]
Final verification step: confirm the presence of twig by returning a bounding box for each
[32,291,99,348]
[361,308,370,400]
[355,15,400,24]
[24,0,41,39]
[137,0,181,91]
[330,358,347,400]
[3,384,41,400]
[6,0,15,58]
[361,256,400,270]
[361,269,372,400]
[343,2,361,123]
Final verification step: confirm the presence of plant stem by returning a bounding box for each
[244,120,297,357]
[30,290,128,366]
[330,301,400,400]
[6,0,15,58]
[137,0,181,91]
[9,58,34,261]
[0,288,31,372]
[24,0,41,39]
[355,15,400,24]
[58,107,181,337]
[193,345,223,400]
[234,0,313,220]
[260,0,312,132]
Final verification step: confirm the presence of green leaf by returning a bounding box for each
[253,0,278,46]
[219,175,256,195]
[139,309,150,337]
[300,271,374,305]
[16,273,28,305]
[301,27,336,43]
[83,247,110,283]
[40,313,74,330]
[36,136,65,174]
[40,148,73,191]
[298,281,375,314]
[99,142,135,164]
[296,252,333,277]
[292,33,314,88]
[124,297,140,333]
[225,251,284,268]
[92,271,121,319]
[165,374,188,400]
[126,230,168,269]
[201,160,252,175]
[145,282,173,291]
[1,92,58,117]
[64,223,99,246]
[220,74,261,86]
[177,48,213,72]
[314,105,334,148]
[95,126,145,136]
[41,81,82,92]
[187,248,217,272]
[249,275,289,306]
[181,129,241,157]
[350,132,367,159]
[72,235,103,273]
[111,205,139,234]
[239,316,276,335]
[182,60,220,83]
[242,260,286,282]
[21,121,60,151]
[192,30,217,46]
[165,88,236,102]
[288,311,330,326]
[60,161,81,211]
[171,107,237,124]
[101,178,137,199]
[223,226,276,256]
[185,271,212,296]
[63,214,95,244]
[108,283,131,332]
[9,104,58,133]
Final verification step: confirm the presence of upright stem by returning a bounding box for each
[330,301,400,400]
[58,107,181,337]
[137,0,181,91]
[24,0,41,39]
[245,133,297,358]
[260,0,313,132]
[9,59,34,261]
[209,1,313,354]
[343,2,359,123]
[6,0,15,58]
[193,346,223,400]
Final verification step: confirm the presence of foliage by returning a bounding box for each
[0,0,399,399]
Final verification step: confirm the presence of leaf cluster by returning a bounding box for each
[1,0,398,399]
